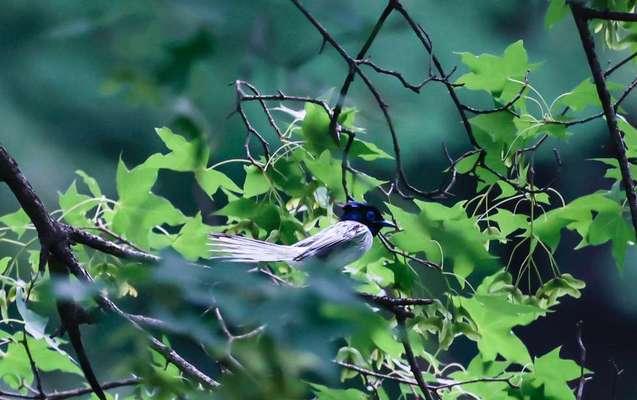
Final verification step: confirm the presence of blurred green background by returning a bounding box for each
[1,0,637,398]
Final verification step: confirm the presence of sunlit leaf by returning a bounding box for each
[457,40,535,95]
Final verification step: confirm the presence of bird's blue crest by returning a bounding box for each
[339,201,396,235]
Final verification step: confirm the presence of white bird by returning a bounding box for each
[209,201,396,269]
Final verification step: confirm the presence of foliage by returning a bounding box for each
[1,1,637,399]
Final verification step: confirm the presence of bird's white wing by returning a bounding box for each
[292,221,372,263]
[209,233,303,263]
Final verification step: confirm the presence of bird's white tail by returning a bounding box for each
[209,233,302,263]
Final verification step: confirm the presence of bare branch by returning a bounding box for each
[571,3,637,238]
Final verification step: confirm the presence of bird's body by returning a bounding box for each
[209,201,394,269]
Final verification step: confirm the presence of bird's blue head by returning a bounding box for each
[339,201,397,236]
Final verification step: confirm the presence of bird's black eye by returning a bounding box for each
[366,210,376,221]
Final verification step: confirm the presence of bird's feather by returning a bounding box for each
[209,221,373,268]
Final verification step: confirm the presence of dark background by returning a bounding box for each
[1,1,636,398]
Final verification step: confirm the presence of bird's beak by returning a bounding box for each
[380,220,398,229]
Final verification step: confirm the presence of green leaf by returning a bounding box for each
[471,111,518,147]
[304,151,384,201]
[456,40,533,95]
[112,160,186,248]
[347,138,393,161]
[536,274,586,307]
[514,118,569,140]
[216,198,281,232]
[143,127,209,171]
[269,155,308,197]
[618,117,637,158]
[0,208,31,238]
[140,127,242,197]
[243,165,271,198]
[448,354,512,399]
[456,152,480,174]
[172,213,210,261]
[532,193,632,268]
[366,261,395,286]
[16,289,48,339]
[196,167,242,195]
[0,334,82,389]
[556,79,624,112]
[456,292,544,365]
[390,201,498,280]
[527,347,583,400]
[489,209,529,239]
[301,103,338,155]
[545,0,568,29]
[116,159,158,203]
[75,170,103,197]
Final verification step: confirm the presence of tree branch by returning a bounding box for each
[571,4,637,238]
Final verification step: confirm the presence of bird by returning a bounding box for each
[209,201,396,269]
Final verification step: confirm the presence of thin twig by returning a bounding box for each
[432,376,516,391]
[604,51,637,77]
[397,315,437,400]
[21,331,45,400]
[576,321,587,400]
[335,360,418,386]
[610,359,623,400]
[461,73,529,115]
[378,233,441,270]
[341,131,356,201]
[356,58,449,93]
